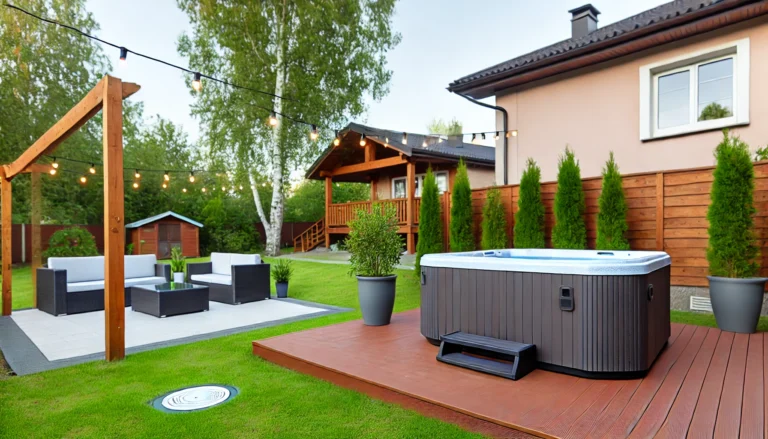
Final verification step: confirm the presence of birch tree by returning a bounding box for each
[178,0,399,255]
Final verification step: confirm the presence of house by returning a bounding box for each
[126,211,203,259]
[449,0,768,184]
[296,122,495,253]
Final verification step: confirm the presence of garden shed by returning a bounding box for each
[126,211,202,259]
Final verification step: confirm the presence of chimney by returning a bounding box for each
[568,4,600,39]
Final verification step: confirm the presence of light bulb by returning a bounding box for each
[359,133,366,147]
[134,170,141,179]
[402,133,408,145]
[262,182,266,187]
[133,181,139,189]
[221,186,226,191]
[310,125,319,141]
[79,175,87,184]
[333,131,341,146]
[49,168,57,176]
[512,130,518,137]
[268,111,278,126]
[162,183,167,189]
[119,47,127,67]
[494,131,500,140]
[422,140,428,148]
[192,72,202,92]
[182,188,187,193]
[189,172,195,183]
[239,185,243,190]
[89,164,96,174]
[52,158,59,169]
[164,172,170,181]
[481,133,486,140]
[202,187,206,193]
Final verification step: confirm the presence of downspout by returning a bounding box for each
[454,93,509,185]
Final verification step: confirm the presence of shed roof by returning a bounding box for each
[125,211,204,229]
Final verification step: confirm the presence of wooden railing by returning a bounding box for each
[293,218,325,252]
[327,198,412,227]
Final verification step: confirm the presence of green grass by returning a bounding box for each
[671,309,768,331]
[0,264,34,310]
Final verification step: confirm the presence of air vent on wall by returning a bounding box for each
[690,296,713,313]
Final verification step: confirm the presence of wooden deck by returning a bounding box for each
[253,309,768,438]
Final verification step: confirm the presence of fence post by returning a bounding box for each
[656,172,664,251]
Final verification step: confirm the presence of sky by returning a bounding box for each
[86,0,669,149]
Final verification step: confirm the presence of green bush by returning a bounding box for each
[481,188,508,249]
[514,158,545,248]
[200,197,261,254]
[271,258,294,283]
[346,203,403,277]
[416,168,444,273]
[707,131,759,278]
[169,246,185,273]
[450,159,475,252]
[552,147,586,249]
[43,227,99,259]
[596,152,630,250]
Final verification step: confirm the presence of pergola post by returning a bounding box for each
[325,176,332,248]
[102,76,126,361]
[406,161,415,254]
[1,176,11,316]
[30,172,41,305]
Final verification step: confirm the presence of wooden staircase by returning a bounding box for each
[293,218,325,252]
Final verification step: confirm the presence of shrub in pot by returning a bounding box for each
[272,258,293,298]
[707,131,766,334]
[170,247,186,283]
[346,203,403,326]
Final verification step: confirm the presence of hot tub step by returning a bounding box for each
[437,332,536,380]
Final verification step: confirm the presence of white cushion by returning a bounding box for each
[210,253,232,276]
[230,253,260,266]
[125,276,168,288]
[49,256,105,283]
[125,254,157,279]
[66,280,105,293]
[191,273,232,286]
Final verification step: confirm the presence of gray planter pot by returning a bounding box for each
[708,276,767,334]
[356,275,397,326]
[275,282,288,298]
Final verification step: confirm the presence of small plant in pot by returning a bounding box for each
[170,247,186,284]
[707,131,766,334]
[346,203,403,326]
[272,259,293,298]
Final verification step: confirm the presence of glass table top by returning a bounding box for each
[134,282,207,293]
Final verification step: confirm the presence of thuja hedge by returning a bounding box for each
[707,131,759,278]
[481,187,508,249]
[552,147,586,249]
[450,159,475,252]
[514,158,545,248]
[596,152,629,250]
[415,168,443,273]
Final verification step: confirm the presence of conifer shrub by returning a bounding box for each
[707,131,759,278]
[43,227,99,259]
[416,168,444,273]
[450,159,475,252]
[514,158,545,248]
[481,188,508,250]
[596,152,630,250]
[552,147,586,249]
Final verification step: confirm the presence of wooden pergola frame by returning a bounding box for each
[1,75,140,361]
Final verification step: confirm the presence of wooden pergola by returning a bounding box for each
[1,75,139,361]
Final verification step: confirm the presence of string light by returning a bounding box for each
[262,182,267,187]
[471,133,477,143]
[422,139,428,148]
[132,181,139,189]
[189,172,195,183]
[333,131,341,146]
[182,187,187,193]
[359,133,366,147]
[494,131,500,140]
[402,133,408,145]
[192,72,202,92]
[310,125,319,141]
[221,186,226,191]
[79,175,87,184]
[164,171,170,181]
[49,168,57,176]
[239,185,243,190]
[119,47,127,67]
[134,169,141,179]
[481,133,486,140]
[202,187,206,193]
[268,111,278,127]
[511,130,518,137]
[51,157,59,169]
[89,163,96,174]
[162,182,167,189]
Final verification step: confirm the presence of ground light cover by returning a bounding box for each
[0,257,767,438]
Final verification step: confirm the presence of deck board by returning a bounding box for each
[252,309,766,439]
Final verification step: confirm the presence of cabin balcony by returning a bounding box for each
[326,198,424,232]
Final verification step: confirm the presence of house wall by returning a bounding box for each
[371,163,494,200]
[494,16,768,184]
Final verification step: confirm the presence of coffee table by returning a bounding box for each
[131,282,209,318]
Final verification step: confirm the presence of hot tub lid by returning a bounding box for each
[420,249,671,276]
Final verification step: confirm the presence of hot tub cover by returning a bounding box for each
[420,249,670,276]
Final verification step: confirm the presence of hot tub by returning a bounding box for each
[420,249,671,377]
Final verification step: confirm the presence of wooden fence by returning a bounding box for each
[444,161,768,289]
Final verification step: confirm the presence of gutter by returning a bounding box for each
[454,93,509,185]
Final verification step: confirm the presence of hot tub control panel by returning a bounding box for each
[559,286,574,312]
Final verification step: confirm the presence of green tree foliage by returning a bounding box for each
[707,131,759,278]
[514,159,545,248]
[450,159,475,252]
[415,168,443,272]
[200,197,261,255]
[699,102,732,121]
[596,152,630,250]
[552,147,586,249]
[284,180,370,222]
[427,118,462,136]
[481,188,508,250]
[43,227,99,259]
[177,0,400,255]
[346,204,402,277]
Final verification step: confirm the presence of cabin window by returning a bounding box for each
[391,171,448,198]
[639,38,749,140]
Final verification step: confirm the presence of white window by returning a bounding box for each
[639,38,749,140]
[392,171,448,198]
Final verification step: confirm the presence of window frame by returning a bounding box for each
[639,38,749,141]
[391,171,448,198]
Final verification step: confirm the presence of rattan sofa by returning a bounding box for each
[186,253,270,304]
[37,255,170,316]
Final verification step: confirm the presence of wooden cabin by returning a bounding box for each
[296,123,495,254]
[126,211,202,259]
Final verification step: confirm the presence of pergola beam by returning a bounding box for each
[321,156,407,177]
[1,177,11,316]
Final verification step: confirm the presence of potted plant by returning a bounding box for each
[272,259,293,298]
[170,247,186,284]
[346,203,403,326]
[707,131,766,333]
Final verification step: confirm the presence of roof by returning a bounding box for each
[125,211,204,229]
[305,122,495,179]
[449,0,758,98]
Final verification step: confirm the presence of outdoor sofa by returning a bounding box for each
[187,252,270,304]
[37,254,170,316]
